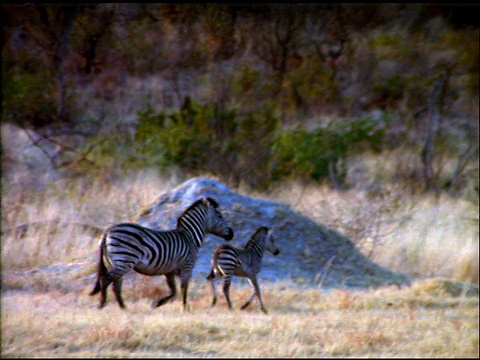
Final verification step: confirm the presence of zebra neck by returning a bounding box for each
[247,241,265,259]
[177,210,207,247]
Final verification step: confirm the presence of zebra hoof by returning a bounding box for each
[152,296,171,308]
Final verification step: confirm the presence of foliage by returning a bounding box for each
[2,59,56,126]
[135,98,235,169]
[134,99,281,188]
[271,116,384,185]
[134,99,387,188]
[2,3,478,194]
[81,131,138,176]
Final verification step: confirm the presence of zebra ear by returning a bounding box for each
[200,196,209,207]
[205,196,219,208]
[265,226,273,236]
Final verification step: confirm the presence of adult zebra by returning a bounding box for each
[206,226,280,314]
[89,196,234,310]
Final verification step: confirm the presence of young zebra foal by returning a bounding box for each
[89,196,234,311]
[206,226,280,314]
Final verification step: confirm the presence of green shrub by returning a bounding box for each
[136,98,238,170]
[134,99,283,188]
[79,101,386,189]
[230,107,280,188]
[271,116,384,185]
[2,71,56,126]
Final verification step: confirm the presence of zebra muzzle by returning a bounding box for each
[224,228,234,241]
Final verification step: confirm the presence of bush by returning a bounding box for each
[2,71,56,127]
[271,116,384,186]
[64,101,386,189]
[82,100,385,189]
[135,99,282,188]
[135,97,238,169]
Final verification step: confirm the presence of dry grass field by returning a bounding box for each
[2,166,479,357]
[1,279,478,357]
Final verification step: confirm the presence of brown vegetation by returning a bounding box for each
[2,277,478,357]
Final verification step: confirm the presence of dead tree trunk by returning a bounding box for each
[55,4,77,121]
[421,73,447,191]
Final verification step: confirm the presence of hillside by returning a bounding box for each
[2,3,478,197]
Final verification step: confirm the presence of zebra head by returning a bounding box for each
[265,227,280,256]
[246,226,280,256]
[203,197,234,241]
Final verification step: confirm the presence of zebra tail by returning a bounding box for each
[206,267,216,281]
[206,263,225,280]
[89,232,108,296]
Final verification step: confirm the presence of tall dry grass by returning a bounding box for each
[2,162,478,283]
[1,169,177,270]
[277,182,479,285]
[268,149,479,286]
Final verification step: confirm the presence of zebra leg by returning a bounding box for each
[222,275,233,310]
[241,291,256,310]
[241,277,268,314]
[99,267,130,309]
[240,278,256,311]
[98,274,111,309]
[112,277,126,309]
[180,274,191,312]
[152,273,177,308]
[207,269,218,307]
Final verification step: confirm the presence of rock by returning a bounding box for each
[137,177,411,289]
[2,123,61,190]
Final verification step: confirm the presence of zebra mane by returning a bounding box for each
[177,197,218,225]
[245,226,270,248]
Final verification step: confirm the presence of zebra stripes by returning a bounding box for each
[206,226,280,314]
[89,196,234,310]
